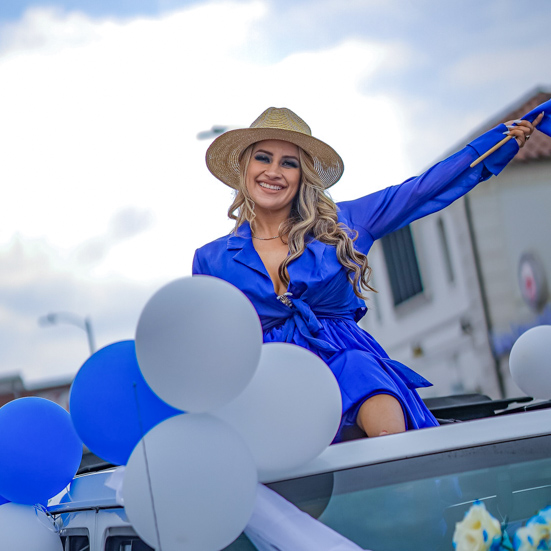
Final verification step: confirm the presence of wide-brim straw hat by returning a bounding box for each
[206,107,344,189]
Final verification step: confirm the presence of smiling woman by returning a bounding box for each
[193,106,541,442]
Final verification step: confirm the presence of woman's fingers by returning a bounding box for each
[533,111,545,127]
[504,113,544,147]
[504,125,527,147]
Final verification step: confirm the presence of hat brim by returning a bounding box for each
[205,127,344,190]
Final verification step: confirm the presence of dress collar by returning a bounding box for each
[226,222,328,284]
[227,222,270,278]
[227,222,252,250]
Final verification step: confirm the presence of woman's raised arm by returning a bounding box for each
[338,116,541,248]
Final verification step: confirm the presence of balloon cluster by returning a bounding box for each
[69,276,343,551]
[0,397,83,551]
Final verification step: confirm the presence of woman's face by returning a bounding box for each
[245,140,301,217]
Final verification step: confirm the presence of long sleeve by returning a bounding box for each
[337,123,519,250]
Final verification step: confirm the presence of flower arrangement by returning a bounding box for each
[453,502,551,551]
[453,501,502,551]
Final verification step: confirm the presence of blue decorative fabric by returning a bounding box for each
[521,98,551,137]
[193,124,518,441]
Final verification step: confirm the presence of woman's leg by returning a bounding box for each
[357,394,406,437]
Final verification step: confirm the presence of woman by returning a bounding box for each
[193,107,541,441]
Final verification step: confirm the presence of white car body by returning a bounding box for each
[49,405,551,550]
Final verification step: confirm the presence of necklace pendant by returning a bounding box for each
[277,292,293,308]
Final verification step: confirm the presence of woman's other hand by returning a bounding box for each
[505,111,544,147]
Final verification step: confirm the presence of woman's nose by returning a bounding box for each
[264,162,282,178]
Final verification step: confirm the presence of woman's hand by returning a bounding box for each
[505,111,544,147]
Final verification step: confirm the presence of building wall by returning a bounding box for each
[359,196,500,399]
[0,375,71,410]
[468,160,551,396]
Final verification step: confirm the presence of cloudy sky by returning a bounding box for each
[1,0,550,384]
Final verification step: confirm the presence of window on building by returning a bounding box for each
[437,217,455,283]
[380,225,423,306]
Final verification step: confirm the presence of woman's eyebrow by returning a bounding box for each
[254,149,299,161]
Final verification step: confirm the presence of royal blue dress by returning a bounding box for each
[193,125,518,441]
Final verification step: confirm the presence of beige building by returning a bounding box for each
[0,373,71,409]
[467,90,551,396]
[360,88,551,399]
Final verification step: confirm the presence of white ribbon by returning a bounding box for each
[104,465,125,506]
[244,483,370,551]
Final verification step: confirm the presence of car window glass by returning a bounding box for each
[222,533,258,550]
[104,536,154,551]
[61,534,90,551]
[226,435,551,551]
[320,455,551,549]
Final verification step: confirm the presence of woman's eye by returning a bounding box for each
[283,160,299,169]
[254,154,270,163]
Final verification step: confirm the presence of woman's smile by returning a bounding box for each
[258,181,284,191]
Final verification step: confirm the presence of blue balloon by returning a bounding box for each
[70,340,182,465]
[0,397,83,505]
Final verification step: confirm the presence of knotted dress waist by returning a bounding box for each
[261,293,357,354]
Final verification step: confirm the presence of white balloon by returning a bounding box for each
[509,325,551,399]
[213,343,342,480]
[123,414,258,551]
[135,276,262,412]
[0,503,62,551]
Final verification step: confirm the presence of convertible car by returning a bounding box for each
[49,394,551,551]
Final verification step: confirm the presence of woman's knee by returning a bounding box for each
[356,394,406,437]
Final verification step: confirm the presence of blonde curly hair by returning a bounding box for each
[227,144,375,299]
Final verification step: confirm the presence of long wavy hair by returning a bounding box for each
[228,144,375,299]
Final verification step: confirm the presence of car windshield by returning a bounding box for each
[225,434,551,550]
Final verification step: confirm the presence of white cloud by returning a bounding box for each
[0,1,416,380]
[0,235,157,382]
[0,2,410,281]
[445,44,551,93]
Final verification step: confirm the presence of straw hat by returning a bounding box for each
[205,107,344,189]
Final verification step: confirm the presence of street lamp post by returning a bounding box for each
[196,125,232,140]
[38,312,96,355]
